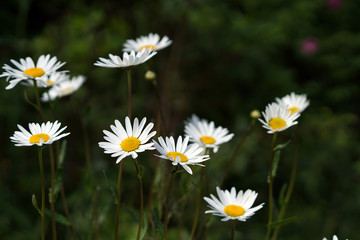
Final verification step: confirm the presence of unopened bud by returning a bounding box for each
[250,110,261,119]
[145,70,156,81]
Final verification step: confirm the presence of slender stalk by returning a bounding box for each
[266,133,278,240]
[49,144,57,240]
[32,79,44,121]
[38,147,46,240]
[163,166,177,240]
[189,167,205,240]
[127,69,132,119]
[231,221,236,240]
[220,119,255,187]
[133,158,144,240]
[271,135,299,240]
[114,162,123,240]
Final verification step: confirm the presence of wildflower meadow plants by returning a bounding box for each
[1,31,352,240]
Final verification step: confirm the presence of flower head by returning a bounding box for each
[123,33,172,52]
[153,136,210,174]
[276,92,310,115]
[41,75,86,102]
[10,121,70,147]
[184,114,234,153]
[258,103,300,134]
[204,186,264,222]
[24,72,69,88]
[94,49,157,68]
[99,117,156,164]
[1,54,66,90]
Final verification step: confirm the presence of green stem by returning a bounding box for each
[266,133,278,240]
[271,135,298,240]
[220,119,255,187]
[190,167,205,240]
[32,79,45,121]
[49,145,57,240]
[114,162,123,240]
[231,221,236,240]
[133,158,144,240]
[164,166,177,240]
[38,147,46,240]
[127,69,132,119]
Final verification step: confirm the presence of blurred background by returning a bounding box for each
[0,0,359,239]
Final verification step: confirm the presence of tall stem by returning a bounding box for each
[127,69,132,119]
[231,221,236,240]
[38,147,46,240]
[114,162,123,240]
[163,167,177,240]
[271,135,298,240]
[49,145,57,240]
[266,133,278,240]
[133,158,144,240]
[190,167,205,239]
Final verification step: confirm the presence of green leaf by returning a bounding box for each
[278,183,288,206]
[273,140,291,151]
[32,194,42,216]
[140,212,148,240]
[153,207,164,238]
[269,216,297,228]
[58,140,67,168]
[45,209,70,225]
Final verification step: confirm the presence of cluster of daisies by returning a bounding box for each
[0,54,85,102]
[258,92,310,134]
[2,33,349,238]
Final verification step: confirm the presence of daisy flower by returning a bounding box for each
[10,121,70,147]
[258,103,300,134]
[153,136,210,174]
[184,115,234,153]
[1,54,66,90]
[99,117,156,164]
[323,235,349,240]
[41,75,86,102]
[94,49,157,68]
[276,92,310,115]
[123,33,172,52]
[203,186,264,222]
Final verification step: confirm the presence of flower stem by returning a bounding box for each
[189,167,205,240]
[127,69,132,119]
[266,133,278,240]
[38,147,46,240]
[49,144,57,240]
[114,162,123,240]
[271,135,298,240]
[133,158,144,240]
[231,221,236,240]
[32,79,45,121]
[163,166,177,240]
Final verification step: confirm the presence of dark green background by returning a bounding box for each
[0,0,359,239]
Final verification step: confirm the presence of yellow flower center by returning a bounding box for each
[24,68,45,78]
[288,107,300,115]
[269,118,286,130]
[140,44,156,50]
[29,133,50,144]
[61,87,72,94]
[46,80,55,85]
[121,137,141,152]
[167,152,188,163]
[224,205,245,217]
[200,136,215,145]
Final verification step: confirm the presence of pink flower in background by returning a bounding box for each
[327,0,343,10]
[300,37,318,56]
